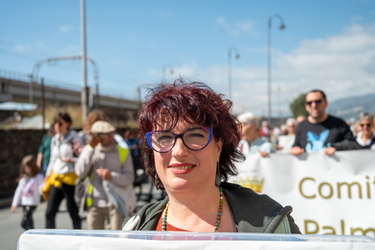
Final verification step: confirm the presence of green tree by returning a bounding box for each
[289,93,308,118]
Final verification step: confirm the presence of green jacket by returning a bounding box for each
[123,182,301,233]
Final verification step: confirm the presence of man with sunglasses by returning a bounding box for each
[290,89,360,156]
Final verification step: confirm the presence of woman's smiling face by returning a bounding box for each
[153,119,222,193]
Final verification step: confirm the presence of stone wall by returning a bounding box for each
[0,129,45,198]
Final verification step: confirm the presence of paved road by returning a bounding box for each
[0,200,87,250]
[0,183,162,250]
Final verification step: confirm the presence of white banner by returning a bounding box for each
[18,230,375,250]
[231,150,375,237]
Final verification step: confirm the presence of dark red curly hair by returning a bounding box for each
[138,78,244,189]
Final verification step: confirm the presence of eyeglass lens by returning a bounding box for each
[147,127,212,153]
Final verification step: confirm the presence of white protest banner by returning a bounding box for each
[231,150,375,237]
[18,229,375,250]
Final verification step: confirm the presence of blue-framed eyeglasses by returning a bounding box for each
[146,127,213,153]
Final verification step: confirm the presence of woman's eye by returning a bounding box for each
[156,134,174,142]
[188,132,204,138]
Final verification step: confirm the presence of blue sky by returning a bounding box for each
[1,0,375,117]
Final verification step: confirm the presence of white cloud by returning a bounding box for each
[235,19,258,37]
[159,10,172,18]
[172,64,198,78]
[14,44,31,53]
[275,23,375,105]
[216,17,230,33]
[59,25,71,33]
[60,44,80,55]
[14,41,48,55]
[143,23,375,119]
[188,23,375,118]
[34,40,48,54]
[215,17,257,37]
[109,58,124,67]
[148,63,200,81]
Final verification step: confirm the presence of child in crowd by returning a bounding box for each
[10,155,44,230]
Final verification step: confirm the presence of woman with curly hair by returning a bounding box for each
[123,79,300,233]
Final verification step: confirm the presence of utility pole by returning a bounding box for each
[81,0,88,122]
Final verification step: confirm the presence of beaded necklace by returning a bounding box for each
[162,186,224,232]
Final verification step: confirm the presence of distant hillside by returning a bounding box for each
[328,93,375,121]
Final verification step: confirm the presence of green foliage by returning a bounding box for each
[289,93,308,118]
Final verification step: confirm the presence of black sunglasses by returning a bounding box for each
[305,99,322,106]
[360,123,372,127]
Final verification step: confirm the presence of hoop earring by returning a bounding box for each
[215,162,221,186]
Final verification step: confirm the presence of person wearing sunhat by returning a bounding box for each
[75,120,136,230]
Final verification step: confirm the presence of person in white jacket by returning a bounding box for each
[11,155,43,230]
[44,112,81,229]
[75,120,135,230]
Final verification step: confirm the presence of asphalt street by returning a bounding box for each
[0,183,161,250]
[0,199,87,250]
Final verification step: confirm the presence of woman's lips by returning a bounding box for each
[168,163,196,173]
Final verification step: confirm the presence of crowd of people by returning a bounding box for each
[10,79,374,235]
[11,111,143,231]
[237,89,374,157]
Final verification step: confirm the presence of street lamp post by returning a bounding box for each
[228,48,240,101]
[267,14,285,124]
